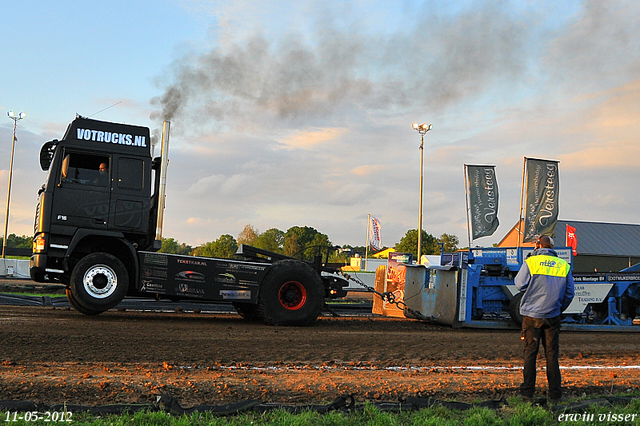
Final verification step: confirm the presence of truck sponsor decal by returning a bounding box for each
[175,270,206,282]
[140,281,167,294]
[220,290,251,300]
[76,128,147,147]
[227,263,268,272]
[177,283,205,296]
[216,273,236,284]
[144,267,168,280]
[143,253,168,266]
[176,259,207,267]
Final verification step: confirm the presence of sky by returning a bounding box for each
[1,0,639,250]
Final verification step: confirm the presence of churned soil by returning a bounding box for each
[1,304,640,407]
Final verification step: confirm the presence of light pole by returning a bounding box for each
[2,111,26,259]
[411,122,432,263]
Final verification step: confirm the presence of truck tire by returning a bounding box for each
[65,288,104,315]
[232,302,262,322]
[257,259,324,326]
[509,291,524,326]
[69,253,128,314]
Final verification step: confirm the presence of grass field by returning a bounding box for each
[3,395,640,425]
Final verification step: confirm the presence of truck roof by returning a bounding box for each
[61,116,152,156]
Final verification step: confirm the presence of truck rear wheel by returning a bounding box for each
[69,253,128,314]
[232,302,262,321]
[257,259,324,326]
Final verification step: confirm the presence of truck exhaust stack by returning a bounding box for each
[155,121,170,244]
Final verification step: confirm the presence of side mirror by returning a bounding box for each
[39,140,58,171]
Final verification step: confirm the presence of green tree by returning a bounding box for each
[283,226,331,260]
[395,229,439,258]
[4,234,32,249]
[193,234,238,258]
[438,233,459,253]
[159,237,193,255]
[254,228,285,253]
[237,224,259,246]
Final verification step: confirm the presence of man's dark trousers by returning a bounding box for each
[520,315,562,400]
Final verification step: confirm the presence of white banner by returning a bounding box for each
[369,216,382,250]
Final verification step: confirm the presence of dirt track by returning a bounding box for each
[1,305,640,406]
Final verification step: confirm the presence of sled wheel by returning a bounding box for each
[69,253,128,314]
[258,259,324,326]
[509,291,524,326]
[232,302,262,321]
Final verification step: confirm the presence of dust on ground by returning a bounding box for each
[1,304,639,406]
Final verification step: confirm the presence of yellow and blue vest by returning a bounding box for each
[515,249,575,318]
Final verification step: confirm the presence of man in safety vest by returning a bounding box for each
[515,235,575,403]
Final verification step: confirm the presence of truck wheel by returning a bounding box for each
[69,253,128,314]
[65,288,103,315]
[509,291,524,326]
[257,259,324,326]
[232,302,262,321]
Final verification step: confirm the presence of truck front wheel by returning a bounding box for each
[69,253,129,314]
[66,288,104,315]
[257,259,324,326]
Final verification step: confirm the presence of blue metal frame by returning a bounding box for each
[445,247,640,331]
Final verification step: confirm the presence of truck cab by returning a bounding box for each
[30,116,157,288]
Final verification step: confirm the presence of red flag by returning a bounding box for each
[566,225,577,255]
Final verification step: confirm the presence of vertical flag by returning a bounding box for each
[466,165,500,240]
[523,158,559,242]
[369,216,382,250]
[566,225,577,255]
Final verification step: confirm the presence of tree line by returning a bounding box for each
[2,227,460,261]
[159,225,459,261]
[160,225,333,261]
[0,234,32,249]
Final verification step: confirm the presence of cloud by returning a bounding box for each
[187,217,211,225]
[276,127,348,149]
[350,164,387,177]
[560,139,640,170]
[187,174,225,195]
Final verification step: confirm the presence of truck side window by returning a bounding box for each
[61,153,110,187]
[117,157,144,190]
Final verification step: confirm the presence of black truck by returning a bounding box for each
[29,116,348,325]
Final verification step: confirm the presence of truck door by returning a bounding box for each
[108,155,150,233]
[50,151,111,230]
